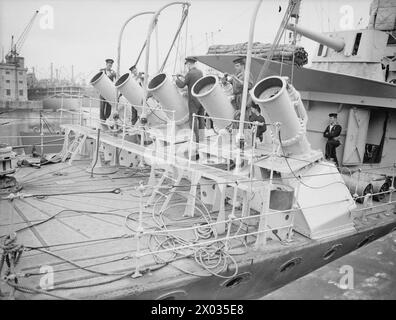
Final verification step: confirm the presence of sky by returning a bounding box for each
[0,0,371,83]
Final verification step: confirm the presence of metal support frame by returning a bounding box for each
[116,11,155,78]
[142,1,191,120]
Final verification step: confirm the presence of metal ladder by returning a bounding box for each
[61,130,87,164]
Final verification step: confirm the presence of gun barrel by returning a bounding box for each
[286,23,345,52]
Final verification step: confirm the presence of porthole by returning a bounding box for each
[280,257,302,273]
[156,290,187,300]
[212,184,216,190]
[159,296,175,300]
[357,234,375,248]
[323,244,343,260]
[221,272,251,288]
[285,214,290,221]
[202,191,207,197]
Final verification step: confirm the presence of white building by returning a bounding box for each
[0,56,28,102]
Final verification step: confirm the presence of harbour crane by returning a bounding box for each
[5,10,39,65]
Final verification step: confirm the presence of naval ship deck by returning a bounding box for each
[0,157,299,299]
[1,117,396,300]
[1,153,395,300]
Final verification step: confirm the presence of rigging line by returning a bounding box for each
[0,188,123,200]
[256,0,297,82]
[20,164,85,184]
[18,197,91,239]
[20,198,188,252]
[279,28,287,76]
[18,172,110,187]
[184,9,189,59]
[291,23,297,84]
[22,254,133,278]
[3,279,75,300]
[32,247,130,276]
[173,6,184,74]
[134,40,148,67]
[159,5,189,73]
[38,260,170,293]
[36,192,128,211]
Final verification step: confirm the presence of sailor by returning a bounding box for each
[225,57,253,110]
[249,103,267,143]
[323,113,342,167]
[174,56,205,143]
[99,58,117,121]
[128,65,140,125]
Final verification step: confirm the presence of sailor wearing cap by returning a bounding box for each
[174,57,205,143]
[323,113,342,167]
[99,58,117,121]
[226,57,253,110]
[128,65,143,125]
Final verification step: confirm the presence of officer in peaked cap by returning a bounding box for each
[174,56,204,144]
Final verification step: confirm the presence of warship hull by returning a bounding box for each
[135,222,396,300]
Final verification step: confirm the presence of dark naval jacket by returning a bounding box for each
[175,67,203,113]
[323,124,342,141]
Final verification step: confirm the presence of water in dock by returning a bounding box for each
[264,232,396,300]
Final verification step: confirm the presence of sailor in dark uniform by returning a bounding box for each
[99,58,117,121]
[225,57,253,110]
[174,57,204,143]
[324,113,342,167]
